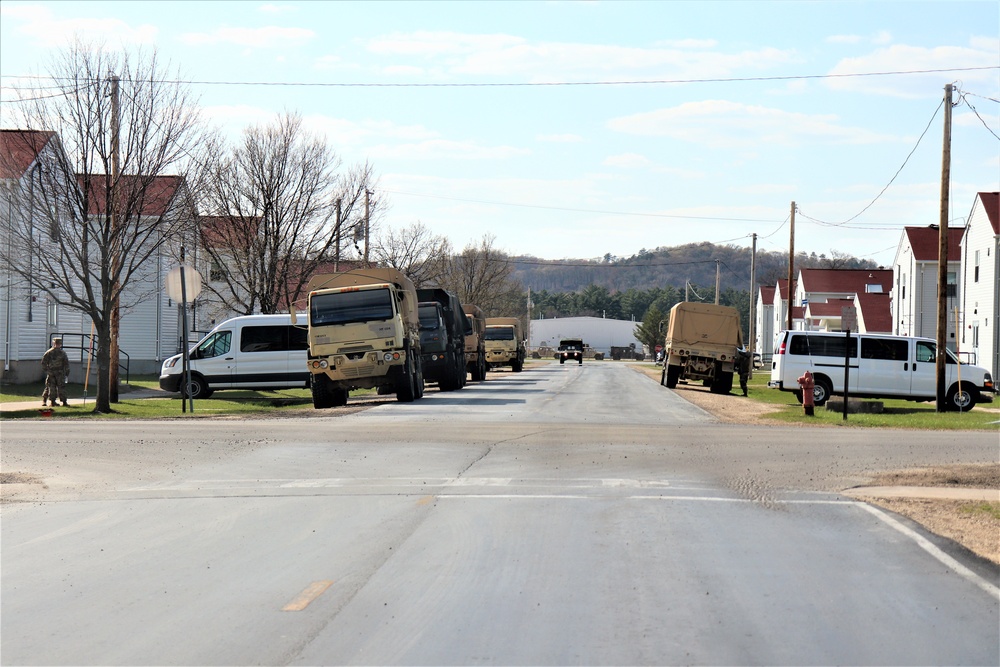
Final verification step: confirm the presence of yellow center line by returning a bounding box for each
[282,580,334,611]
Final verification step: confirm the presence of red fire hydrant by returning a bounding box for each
[797,370,815,416]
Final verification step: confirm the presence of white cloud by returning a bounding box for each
[826,41,997,97]
[179,26,314,47]
[826,34,862,45]
[537,133,583,143]
[368,139,530,161]
[0,4,157,48]
[363,30,796,81]
[608,100,894,148]
[604,153,653,169]
[871,30,893,45]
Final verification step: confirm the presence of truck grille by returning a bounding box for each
[342,363,377,378]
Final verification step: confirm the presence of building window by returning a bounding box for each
[974,250,980,283]
[47,301,58,328]
[946,271,957,298]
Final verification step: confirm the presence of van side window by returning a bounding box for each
[915,342,935,363]
[289,326,308,351]
[789,334,857,357]
[861,338,908,361]
[241,325,289,353]
[197,331,232,358]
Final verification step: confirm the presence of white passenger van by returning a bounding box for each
[769,330,995,411]
[159,314,309,399]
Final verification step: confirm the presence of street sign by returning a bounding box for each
[165,265,203,303]
[841,306,858,333]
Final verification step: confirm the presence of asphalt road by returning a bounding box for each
[2,362,998,666]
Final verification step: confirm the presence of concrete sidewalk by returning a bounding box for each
[843,486,1000,502]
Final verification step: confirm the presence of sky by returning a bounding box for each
[1,1,998,267]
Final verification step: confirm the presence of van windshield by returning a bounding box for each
[311,288,394,326]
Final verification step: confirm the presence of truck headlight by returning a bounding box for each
[383,352,400,362]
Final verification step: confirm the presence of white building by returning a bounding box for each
[891,225,964,341]
[529,316,644,357]
[960,192,999,379]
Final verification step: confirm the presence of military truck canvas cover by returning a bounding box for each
[666,302,743,349]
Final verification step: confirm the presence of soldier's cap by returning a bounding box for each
[52,338,62,344]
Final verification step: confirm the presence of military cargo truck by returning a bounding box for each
[416,288,467,391]
[304,268,424,408]
[660,302,743,394]
[462,304,487,381]
[485,317,526,372]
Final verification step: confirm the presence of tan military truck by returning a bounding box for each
[303,268,424,408]
[462,304,487,381]
[660,301,743,394]
[484,317,526,372]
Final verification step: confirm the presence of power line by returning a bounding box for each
[384,189,781,224]
[1,66,996,89]
[798,98,945,227]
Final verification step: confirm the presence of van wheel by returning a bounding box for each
[812,376,833,406]
[183,375,212,399]
[946,383,977,411]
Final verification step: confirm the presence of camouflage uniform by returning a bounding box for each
[734,347,751,397]
[41,339,70,406]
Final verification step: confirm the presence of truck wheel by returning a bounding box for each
[560,358,565,365]
[946,383,977,411]
[812,376,833,406]
[331,388,349,407]
[710,371,733,394]
[665,364,680,389]
[182,375,213,399]
[512,358,523,372]
[311,374,335,409]
[397,356,417,402]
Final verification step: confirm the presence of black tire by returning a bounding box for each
[331,388,349,407]
[665,364,680,389]
[512,358,523,372]
[710,370,734,394]
[397,355,417,402]
[812,376,832,406]
[560,358,565,365]
[311,374,335,409]
[946,383,977,411]
[182,375,213,399]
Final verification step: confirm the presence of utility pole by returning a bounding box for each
[109,74,121,403]
[787,201,795,331]
[748,233,757,360]
[714,260,721,305]
[363,189,370,267]
[334,198,342,272]
[936,83,953,411]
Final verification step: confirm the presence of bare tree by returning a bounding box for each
[1,43,204,413]
[371,221,452,288]
[442,234,524,317]
[196,113,379,317]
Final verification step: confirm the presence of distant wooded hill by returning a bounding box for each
[512,242,880,296]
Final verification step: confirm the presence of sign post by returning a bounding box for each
[841,307,858,421]
[166,253,203,413]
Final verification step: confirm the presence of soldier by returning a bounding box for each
[734,346,751,397]
[41,338,70,407]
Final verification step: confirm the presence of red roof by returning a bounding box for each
[806,298,855,317]
[777,278,795,299]
[199,215,261,250]
[977,192,999,235]
[78,174,184,217]
[759,286,775,304]
[798,268,892,295]
[904,226,964,261]
[0,129,56,179]
[856,293,892,333]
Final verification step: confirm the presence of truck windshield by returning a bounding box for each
[310,288,394,326]
[485,327,514,341]
[419,304,443,331]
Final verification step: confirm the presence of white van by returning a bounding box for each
[769,330,995,411]
[159,314,309,399]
